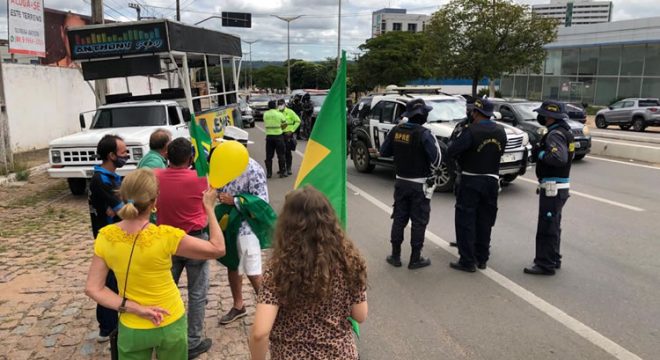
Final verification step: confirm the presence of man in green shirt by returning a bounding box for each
[277,99,301,176]
[263,100,287,178]
[137,129,171,169]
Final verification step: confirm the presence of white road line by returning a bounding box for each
[346,181,643,360]
[587,155,660,171]
[592,138,660,149]
[518,177,644,212]
[256,124,643,359]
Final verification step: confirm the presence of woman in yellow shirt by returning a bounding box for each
[85,168,225,360]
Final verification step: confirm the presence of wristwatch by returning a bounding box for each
[118,298,128,313]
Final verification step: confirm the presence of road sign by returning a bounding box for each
[222,12,251,28]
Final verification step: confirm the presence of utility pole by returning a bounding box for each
[243,40,259,90]
[176,0,181,21]
[337,0,341,68]
[128,3,141,21]
[91,0,107,105]
[489,0,496,98]
[272,16,301,94]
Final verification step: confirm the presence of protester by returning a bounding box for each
[155,138,214,358]
[85,168,225,360]
[88,134,128,342]
[447,98,507,273]
[249,186,368,360]
[216,134,271,326]
[137,129,171,169]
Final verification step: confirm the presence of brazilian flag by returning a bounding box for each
[189,113,212,177]
[294,51,347,226]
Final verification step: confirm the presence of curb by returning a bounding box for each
[590,139,660,164]
[0,163,50,186]
[591,131,660,145]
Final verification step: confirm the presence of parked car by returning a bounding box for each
[492,99,591,161]
[595,98,660,131]
[248,94,273,121]
[348,93,531,192]
[238,98,255,128]
[566,103,587,124]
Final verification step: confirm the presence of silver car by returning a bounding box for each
[595,98,660,132]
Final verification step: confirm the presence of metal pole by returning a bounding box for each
[337,0,341,68]
[287,21,291,93]
[249,43,253,90]
[176,0,181,21]
[91,0,107,105]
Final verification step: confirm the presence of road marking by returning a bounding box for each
[592,138,660,149]
[346,181,643,360]
[254,124,643,359]
[518,177,644,212]
[587,155,660,171]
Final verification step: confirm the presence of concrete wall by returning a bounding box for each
[0,63,169,152]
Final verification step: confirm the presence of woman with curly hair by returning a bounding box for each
[250,185,368,360]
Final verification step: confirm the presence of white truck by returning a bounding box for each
[47,19,245,195]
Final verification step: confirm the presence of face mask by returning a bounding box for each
[113,154,130,168]
[278,105,285,111]
[537,114,547,126]
[467,111,475,123]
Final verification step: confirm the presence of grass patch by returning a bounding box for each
[0,244,7,253]
[15,169,30,181]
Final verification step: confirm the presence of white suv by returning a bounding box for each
[348,94,531,192]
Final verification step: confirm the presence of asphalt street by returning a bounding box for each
[248,126,659,360]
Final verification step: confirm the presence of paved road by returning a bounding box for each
[249,126,659,360]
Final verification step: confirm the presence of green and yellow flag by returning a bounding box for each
[294,51,347,225]
[189,113,212,177]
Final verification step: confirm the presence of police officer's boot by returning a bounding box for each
[287,166,293,176]
[408,248,431,270]
[265,161,273,179]
[386,244,402,267]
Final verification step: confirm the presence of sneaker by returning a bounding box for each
[96,334,110,343]
[219,306,247,325]
[189,338,212,359]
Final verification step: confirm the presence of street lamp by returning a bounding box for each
[272,15,302,94]
[195,16,222,26]
[128,3,141,21]
[243,40,259,90]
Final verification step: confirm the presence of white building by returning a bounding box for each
[532,0,612,27]
[371,8,430,38]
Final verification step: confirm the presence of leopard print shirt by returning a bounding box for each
[258,268,367,359]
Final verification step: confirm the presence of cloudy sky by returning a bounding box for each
[1,0,658,61]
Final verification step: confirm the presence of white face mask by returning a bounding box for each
[278,105,285,111]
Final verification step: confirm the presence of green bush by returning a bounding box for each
[586,106,604,116]
[15,169,30,181]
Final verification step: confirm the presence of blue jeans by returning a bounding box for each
[171,232,209,349]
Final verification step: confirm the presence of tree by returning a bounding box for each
[423,0,557,96]
[252,65,287,90]
[356,31,429,89]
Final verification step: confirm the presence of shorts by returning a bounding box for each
[237,233,262,276]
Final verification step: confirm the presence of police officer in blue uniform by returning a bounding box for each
[380,99,441,269]
[447,98,507,272]
[524,101,575,276]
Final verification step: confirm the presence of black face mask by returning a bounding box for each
[467,111,475,123]
[113,154,130,168]
[409,113,428,124]
[537,114,547,126]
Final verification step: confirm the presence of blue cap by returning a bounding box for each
[473,98,494,117]
[401,98,433,119]
[534,100,569,120]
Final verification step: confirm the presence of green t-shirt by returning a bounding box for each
[137,150,167,169]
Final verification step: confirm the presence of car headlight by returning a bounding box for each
[522,132,529,146]
[582,125,590,137]
[537,127,548,136]
[51,150,62,164]
[132,147,144,160]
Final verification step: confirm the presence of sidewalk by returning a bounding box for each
[0,172,254,359]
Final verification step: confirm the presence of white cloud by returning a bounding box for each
[1,0,659,60]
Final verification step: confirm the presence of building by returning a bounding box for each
[500,17,660,106]
[532,0,612,27]
[0,40,40,64]
[371,8,430,38]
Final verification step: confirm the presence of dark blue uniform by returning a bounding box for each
[531,121,574,272]
[447,119,507,270]
[380,121,440,267]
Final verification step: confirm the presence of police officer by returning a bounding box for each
[380,99,441,269]
[290,94,304,140]
[447,98,507,273]
[277,99,301,175]
[263,100,287,178]
[524,101,575,276]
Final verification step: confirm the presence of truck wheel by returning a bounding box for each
[595,116,608,129]
[632,117,646,132]
[352,141,375,173]
[573,154,586,161]
[67,178,87,196]
[619,124,631,130]
[433,160,456,192]
[500,174,518,186]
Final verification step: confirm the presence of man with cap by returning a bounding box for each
[380,98,441,269]
[446,98,507,273]
[277,98,301,176]
[524,100,575,276]
[263,100,288,178]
